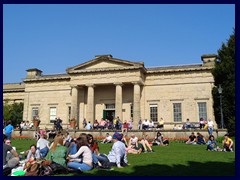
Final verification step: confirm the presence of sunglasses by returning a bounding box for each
[6,141,11,144]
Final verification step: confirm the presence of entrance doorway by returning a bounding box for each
[103,110,115,122]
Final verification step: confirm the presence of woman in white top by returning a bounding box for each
[67,136,93,172]
[36,134,49,158]
[207,119,214,135]
[25,144,41,162]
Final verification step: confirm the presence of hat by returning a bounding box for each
[112,132,123,141]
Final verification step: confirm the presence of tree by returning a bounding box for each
[212,30,235,136]
[3,101,24,127]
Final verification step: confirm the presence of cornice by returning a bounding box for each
[146,66,213,74]
[23,76,70,83]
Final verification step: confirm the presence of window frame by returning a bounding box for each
[173,103,182,122]
[150,104,158,122]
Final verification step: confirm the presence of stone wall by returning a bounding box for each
[12,129,227,139]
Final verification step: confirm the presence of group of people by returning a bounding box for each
[185,132,234,152]
[83,117,133,131]
[138,118,165,130]
[3,130,132,176]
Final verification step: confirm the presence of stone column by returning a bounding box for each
[86,84,95,124]
[133,82,141,129]
[23,92,29,121]
[71,86,79,123]
[115,83,123,121]
[78,87,85,129]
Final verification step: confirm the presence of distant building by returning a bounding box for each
[3,54,218,129]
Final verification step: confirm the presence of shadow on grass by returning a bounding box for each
[63,160,235,176]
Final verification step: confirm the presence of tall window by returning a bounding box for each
[68,106,71,121]
[50,107,57,123]
[150,104,158,122]
[130,104,133,118]
[32,107,39,120]
[198,102,207,121]
[173,103,182,122]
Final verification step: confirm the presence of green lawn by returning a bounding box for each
[11,139,235,176]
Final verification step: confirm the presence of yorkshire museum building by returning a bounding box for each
[3,54,218,129]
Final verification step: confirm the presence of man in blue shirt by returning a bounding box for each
[96,132,128,169]
[4,120,14,140]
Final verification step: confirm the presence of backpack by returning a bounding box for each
[25,162,41,176]
[39,165,53,176]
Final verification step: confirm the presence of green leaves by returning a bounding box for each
[212,30,235,135]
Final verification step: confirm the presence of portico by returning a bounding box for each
[69,81,142,129]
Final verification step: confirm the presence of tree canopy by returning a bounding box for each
[212,30,235,135]
[3,101,24,127]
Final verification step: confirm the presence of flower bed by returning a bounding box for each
[12,135,35,140]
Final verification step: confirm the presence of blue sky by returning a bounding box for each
[3,4,235,83]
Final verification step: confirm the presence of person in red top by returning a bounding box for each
[87,134,100,167]
[122,120,129,135]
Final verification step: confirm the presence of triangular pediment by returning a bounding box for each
[66,55,144,73]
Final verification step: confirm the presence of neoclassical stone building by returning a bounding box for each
[3,54,218,129]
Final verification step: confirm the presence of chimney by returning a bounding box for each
[26,68,42,78]
[201,54,218,66]
[95,54,113,58]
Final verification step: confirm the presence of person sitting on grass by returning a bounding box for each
[3,134,19,169]
[152,131,169,146]
[222,134,234,152]
[45,136,68,167]
[67,136,93,172]
[206,135,221,151]
[25,144,41,163]
[196,132,206,145]
[87,134,100,167]
[140,135,154,153]
[121,134,128,147]
[185,132,197,144]
[96,132,128,169]
[101,133,112,144]
[37,134,50,158]
[126,134,143,154]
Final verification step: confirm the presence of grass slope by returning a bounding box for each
[11,139,235,176]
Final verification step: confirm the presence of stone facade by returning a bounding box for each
[3,54,218,129]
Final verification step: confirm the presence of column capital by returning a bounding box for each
[114,82,123,86]
[86,83,95,88]
[132,80,144,85]
[70,85,79,88]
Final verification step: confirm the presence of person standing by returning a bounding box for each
[82,118,87,129]
[4,120,14,140]
[138,119,142,130]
